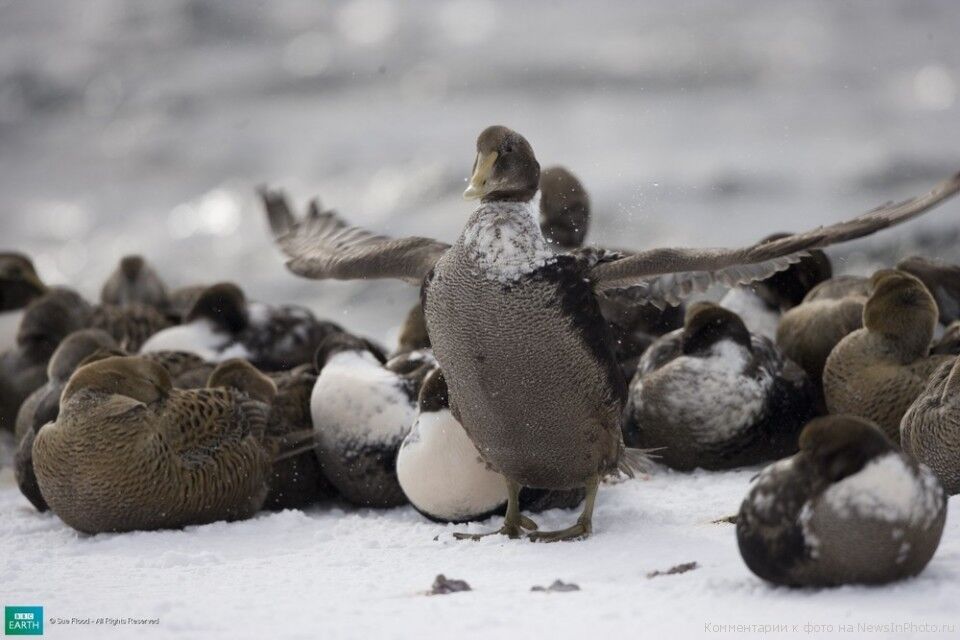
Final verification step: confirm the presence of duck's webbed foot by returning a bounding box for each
[453,479,537,540]
[527,521,592,542]
[528,475,599,543]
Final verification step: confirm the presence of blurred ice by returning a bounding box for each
[0,0,958,339]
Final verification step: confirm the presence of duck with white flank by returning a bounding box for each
[737,416,946,587]
[397,367,506,522]
[311,333,429,508]
[264,126,958,541]
[139,282,343,371]
[624,302,816,470]
[397,367,583,523]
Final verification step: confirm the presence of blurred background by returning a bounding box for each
[1,0,958,339]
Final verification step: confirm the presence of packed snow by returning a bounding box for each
[1,462,958,639]
[3,0,960,637]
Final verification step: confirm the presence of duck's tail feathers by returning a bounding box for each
[617,447,661,478]
[272,429,317,463]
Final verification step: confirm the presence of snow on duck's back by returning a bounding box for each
[310,333,419,508]
[625,302,816,470]
[736,415,946,587]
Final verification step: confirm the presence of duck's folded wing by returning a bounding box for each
[260,189,450,285]
[591,171,960,308]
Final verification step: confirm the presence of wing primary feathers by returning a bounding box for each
[258,187,297,238]
[591,171,960,307]
[259,188,451,284]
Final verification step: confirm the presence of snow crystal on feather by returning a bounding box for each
[639,339,769,445]
[822,453,944,528]
[311,351,415,451]
[460,197,555,284]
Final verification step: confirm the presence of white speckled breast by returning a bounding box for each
[459,198,555,284]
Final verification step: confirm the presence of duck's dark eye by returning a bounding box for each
[503,145,514,154]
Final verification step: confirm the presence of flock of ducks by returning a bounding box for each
[2,126,960,588]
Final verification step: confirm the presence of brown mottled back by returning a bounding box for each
[33,356,273,533]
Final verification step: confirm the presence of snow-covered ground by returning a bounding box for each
[1,464,957,639]
[3,1,960,637]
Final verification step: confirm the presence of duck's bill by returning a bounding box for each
[463,151,498,200]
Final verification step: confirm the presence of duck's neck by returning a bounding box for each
[460,194,554,284]
[864,330,930,364]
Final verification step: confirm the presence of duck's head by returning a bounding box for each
[0,252,46,312]
[207,358,277,404]
[396,304,430,353]
[47,329,119,382]
[753,234,832,310]
[798,415,893,483]
[63,355,172,406]
[100,255,169,309]
[417,367,449,414]
[538,166,590,249]
[463,126,540,203]
[681,302,752,355]
[30,332,121,430]
[186,282,249,334]
[17,288,93,357]
[864,269,938,357]
[313,332,387,372]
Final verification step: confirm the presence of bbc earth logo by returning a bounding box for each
[4,607,43,636]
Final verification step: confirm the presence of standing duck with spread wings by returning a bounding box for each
[261,126,959,541]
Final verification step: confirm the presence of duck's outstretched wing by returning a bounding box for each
[259,188,450,285]
[591,172,960,309]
